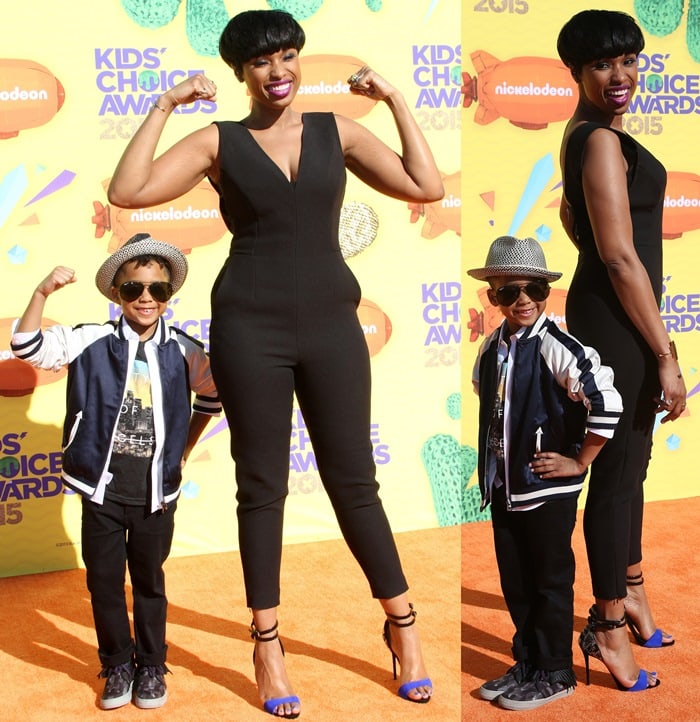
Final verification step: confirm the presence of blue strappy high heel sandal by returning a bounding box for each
[625,573,675,648]
[382,603,432,703]
[250,620,301,719]
[578,605,660,692]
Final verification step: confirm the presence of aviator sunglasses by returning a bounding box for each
[116,280,174,303]
[493,281,550,306]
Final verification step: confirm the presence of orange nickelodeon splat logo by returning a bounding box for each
[1,317,68,396]
[92,178,228,253]
[408,171,461,239]
[357,297,392,357]
[0,59,65,139]
[462,51,577,130]
[663,171,700,239]
[293,55,377,119]
[465,286,569,341]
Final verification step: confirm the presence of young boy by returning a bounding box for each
[468,235,622,711]
[11,233,221,710]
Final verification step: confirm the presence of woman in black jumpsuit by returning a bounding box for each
[557,10,686,693]
[108,9,443,717]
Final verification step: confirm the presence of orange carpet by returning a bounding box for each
[462,496,700,720]
[4,498,697,720]
[2,526,461,721]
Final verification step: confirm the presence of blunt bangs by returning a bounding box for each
[557,10,644,73]
[219,10,306,73]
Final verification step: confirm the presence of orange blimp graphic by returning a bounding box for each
[662,171,700,239]
[93,178,228,253]
[292,54,377,118]
[408,171,460,238]
[465,286,569,341]
[0,317,68,396]
[0,59,65,139]
[463,51,577,130]
[357,298,392,357]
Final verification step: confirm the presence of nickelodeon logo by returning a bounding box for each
[463,51,576,130]
[93,178,228,253]
[663,171,700,239]
[284,55,377,119]
[0,59,65,138]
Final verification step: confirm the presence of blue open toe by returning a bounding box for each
[398,678,433,703]
[263,695,301,718]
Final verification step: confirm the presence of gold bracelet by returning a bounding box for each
[657,340,678,360]
[152,102,167,112]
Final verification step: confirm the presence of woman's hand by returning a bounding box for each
[529,452,585,479]
[655,356,687,422]
[347,66,398,102]
[157,73,218,110]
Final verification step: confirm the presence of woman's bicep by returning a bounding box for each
[109,126,218,208]
[337,116,425,201]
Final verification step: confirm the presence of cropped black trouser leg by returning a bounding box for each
[582,351,656,601]
[214,305,407,610]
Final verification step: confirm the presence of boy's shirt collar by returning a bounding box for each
[117,315,166,344]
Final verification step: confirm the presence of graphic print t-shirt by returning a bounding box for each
[106,342,154,504]
[487,352,508,485]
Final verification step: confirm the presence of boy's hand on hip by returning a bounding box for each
[529,452,584,479]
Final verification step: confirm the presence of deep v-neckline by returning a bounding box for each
[239,115,305,185]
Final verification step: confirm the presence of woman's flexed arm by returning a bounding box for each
[336,67,444,203]
[108,74,219,208]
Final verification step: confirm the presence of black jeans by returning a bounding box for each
[490,485,578,671]
[81,496,176,667]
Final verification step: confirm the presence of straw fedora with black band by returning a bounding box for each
[95,233,188,300]
[467,235,562,282]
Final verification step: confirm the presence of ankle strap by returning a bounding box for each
[626,572,644,586]
[250,620,279,641]
[386,602,417,628]
[588,605,626,630]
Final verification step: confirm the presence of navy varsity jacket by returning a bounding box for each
[12,316,221,513]
[472,313,623,510]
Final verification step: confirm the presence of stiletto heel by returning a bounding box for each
[382,603,432,703]
[250,620,301,719]
[582,648,591,685]
[625,573,674,647]
[578,605,660,692]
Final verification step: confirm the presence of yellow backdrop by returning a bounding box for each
[0,0,461,576]
[3,0,696,578]
[461,0,699,523]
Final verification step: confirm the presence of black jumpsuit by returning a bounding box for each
[209,113,407,609]
[562,122,666,601]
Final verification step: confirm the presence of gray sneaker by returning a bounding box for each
[98,661,135,710]
[498,667,576,710]
[479,661,533,701]
[133,664,169,709]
